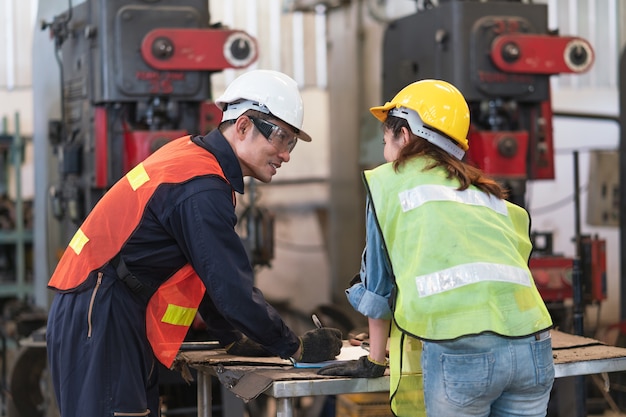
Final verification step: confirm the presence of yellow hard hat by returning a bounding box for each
[370,79,470,158]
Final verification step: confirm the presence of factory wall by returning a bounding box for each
[0,0,36,200]
[0,0,625,334]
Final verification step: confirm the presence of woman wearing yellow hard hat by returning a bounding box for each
[319,79,554,417]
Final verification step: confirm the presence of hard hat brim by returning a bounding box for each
[369,102,397,123]
[298,129,312,142]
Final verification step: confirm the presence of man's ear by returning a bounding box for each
[234,116,251,138]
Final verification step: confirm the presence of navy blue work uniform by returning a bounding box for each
[46,130,300,417]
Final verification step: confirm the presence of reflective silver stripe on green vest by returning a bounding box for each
[415,261,531,297]
[399,185,507,215]
[363,158,553,340]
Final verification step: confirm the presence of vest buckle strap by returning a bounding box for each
[110,254,154,302]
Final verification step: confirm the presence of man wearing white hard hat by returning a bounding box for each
[46,70,342,417]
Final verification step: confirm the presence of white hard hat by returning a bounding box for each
[215,69,312,142]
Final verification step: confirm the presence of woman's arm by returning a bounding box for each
[368,317,390,364]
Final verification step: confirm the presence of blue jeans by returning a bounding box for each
[422,333,554,417]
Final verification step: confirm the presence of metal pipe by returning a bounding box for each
[573,150,581,258]
[276,397,294,417]
[14,112,25,300]
[4,0,15,90]
[587,0,597,86]
[315,5,328,89]
[269,0,282,71]
[568,0,580,89]
[572,260,584,336]
[292,11,305,86]
[553,111,619,123]
[245,0,258,71]
[618,47,626,321]
[571,151,587,417]
[572,259,587,417]
[221,2,236,86]
[196,372,212,417]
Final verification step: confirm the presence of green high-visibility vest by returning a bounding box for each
[363,157,552,341]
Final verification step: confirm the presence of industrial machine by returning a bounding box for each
[380,2,607,414]
[4,2,259,417]
[382,0,592,205]
[43,0,258,235]
[380,0,605,313]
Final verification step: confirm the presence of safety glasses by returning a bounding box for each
[248,116,298,154]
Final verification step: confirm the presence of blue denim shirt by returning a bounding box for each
[345,197,394,320]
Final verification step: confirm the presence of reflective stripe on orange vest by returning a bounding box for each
[48,136,232,367]
[146,264,207,367]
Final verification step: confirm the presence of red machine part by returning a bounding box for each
[530,235,607,304]
[94,107,109,188]
[199,101,224,135]
[123,128,188,174]
[468,18,592,187]
[491,34,595,74]
[123,28,254,185]
[583,235,607,302]
[122,102,224,174]
[141,28,258,71]
[528,100,555,180]
[466,129,528,179]
[94,108,190,185]
[529,256,573,303]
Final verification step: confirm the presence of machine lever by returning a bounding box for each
[141,28,258,71]
[491,34,594,74]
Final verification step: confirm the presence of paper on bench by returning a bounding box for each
[293,345,368,369]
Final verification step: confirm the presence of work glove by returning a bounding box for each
[225,336,273,357]
[298,328,343,363]
[317,355,387,378]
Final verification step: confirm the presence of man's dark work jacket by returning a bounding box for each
[49,130,300,366]
[48,136,229,366]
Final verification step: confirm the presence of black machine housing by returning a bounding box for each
[46,0,224,230]
[382,0,553,206]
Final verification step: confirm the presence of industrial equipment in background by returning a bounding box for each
[0,114,33,302]
[380,0,604,315]
[0,113,45,417]
[380,1,604,415]
[41,0,277,274]
[382,0,593,206]
[43,0,258,239]
[3,2,261,417]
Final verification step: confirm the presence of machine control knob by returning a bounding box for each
[500,42,520,63]
[564,39,593,72]
[152,37,174,60]
[497,136,519,158]
[229,38,251,61]
[223,32,257,68]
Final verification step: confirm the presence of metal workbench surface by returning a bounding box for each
[174,330,626,417]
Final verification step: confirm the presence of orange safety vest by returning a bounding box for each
[48,135,234,367]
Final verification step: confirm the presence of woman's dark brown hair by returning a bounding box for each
[384,116,508,200]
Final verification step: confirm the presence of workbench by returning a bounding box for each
[173,330,626,417]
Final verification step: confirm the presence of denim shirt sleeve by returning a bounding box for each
[345,197,394,320]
